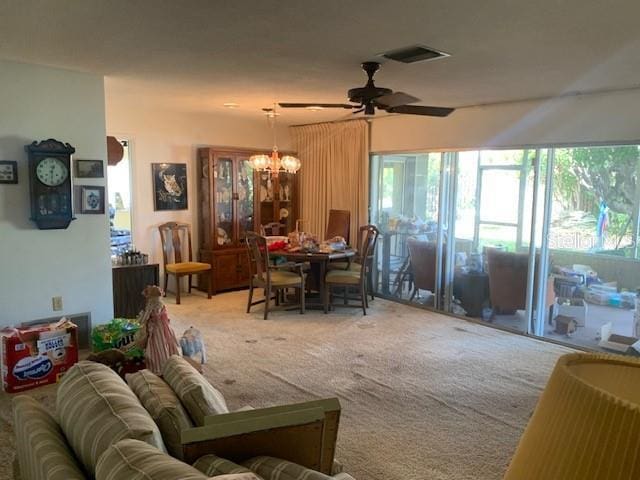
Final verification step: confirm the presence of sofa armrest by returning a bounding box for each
[181,398,340,475]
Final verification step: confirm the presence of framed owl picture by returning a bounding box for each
[152,163,188,211]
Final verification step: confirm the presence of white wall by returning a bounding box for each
[0,60,112,327]
[371,88,640,152]
[105,99,291,285]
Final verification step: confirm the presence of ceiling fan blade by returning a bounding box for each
[278,102,356,109]
[384,105,455,117]
[374,91,420,108]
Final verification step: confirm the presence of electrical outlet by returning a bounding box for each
[52,296,63,311]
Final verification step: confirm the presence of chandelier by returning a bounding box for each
[249,104,301,175]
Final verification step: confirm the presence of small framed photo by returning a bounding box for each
[78,185,105,214]
[0,161,18,184]
[75,159,104,178]
[152,163,188,211]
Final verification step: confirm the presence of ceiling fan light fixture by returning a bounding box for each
[223,102,239,108]
[305,105,324,111]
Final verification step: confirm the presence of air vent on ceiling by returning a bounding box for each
[381,45,449,64]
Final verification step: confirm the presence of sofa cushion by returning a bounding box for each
[242,456,333,480]
[163,355,228,425]
[12,395,86,480]
[96,440,260,480]
[96,439,206,480]
[126,369,194,460]
[193,454,254,476]
[56,361,166,474]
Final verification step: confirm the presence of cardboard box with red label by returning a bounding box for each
[1,318,78,393]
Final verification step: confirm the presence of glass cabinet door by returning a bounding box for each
[258,171,276,230]
[214,157,234,247]
[237,157,254,241]
[277,172,295,233]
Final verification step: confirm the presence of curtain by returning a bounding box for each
[290,119,369,244]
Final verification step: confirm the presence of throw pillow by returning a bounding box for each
[126,369,194,459]
[193,454,254,476]
[162,355,229,425]
[243,456,334,480]
[56,361,166,474]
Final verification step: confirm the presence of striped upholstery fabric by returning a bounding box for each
[95,439,207,480]
[163,355,229,425]
[126,369,194,460]
[12,395,86,480]
[242,457,333,480]
[193,454,255,476]
[56,361,166,475]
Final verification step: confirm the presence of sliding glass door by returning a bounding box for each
[370,153,442,305]
[371,144,640,355]
[448,150,541,333]
[536,145,640,350]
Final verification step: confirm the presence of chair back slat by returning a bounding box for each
[246,232,270,282]
[158,222,193,266]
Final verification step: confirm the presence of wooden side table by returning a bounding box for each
[112,263,160,318]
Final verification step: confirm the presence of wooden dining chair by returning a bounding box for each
[158,222,213,304]
[328,224,379,303]
[324,225,379,315]
[245,232,306,320]
[325,209,351,243]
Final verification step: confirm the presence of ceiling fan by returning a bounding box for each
[279,61,454,117]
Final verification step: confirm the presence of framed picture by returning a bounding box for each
[78,185,105,214]
[152,163,188,210]
[75,159,104,178]
[0,161,18,184]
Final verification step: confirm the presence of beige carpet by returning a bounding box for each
[0,291,572,480]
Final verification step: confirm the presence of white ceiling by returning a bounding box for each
[1,0,640,125]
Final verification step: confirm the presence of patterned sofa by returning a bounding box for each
[13,356,354,480]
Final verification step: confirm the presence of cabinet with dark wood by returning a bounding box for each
[112,264,160,318]
[198,147,299,292]
[197,148,254,293]
[256,170,299,235]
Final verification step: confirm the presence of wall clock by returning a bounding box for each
[25,139,76,230]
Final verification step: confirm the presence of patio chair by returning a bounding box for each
[406,237,440,301]
[158,222,213,304]
[485,248,555,315]
[324,225,379,315]
[245,232,306,319]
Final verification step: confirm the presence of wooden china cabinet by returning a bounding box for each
[256,169,298,235]
[197,147,298,292]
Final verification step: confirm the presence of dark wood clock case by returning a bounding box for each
[25,139,76,230]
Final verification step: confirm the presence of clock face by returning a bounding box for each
[36,156,68,187]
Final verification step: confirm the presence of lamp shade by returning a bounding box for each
[504,353,640,480]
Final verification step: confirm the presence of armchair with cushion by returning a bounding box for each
[485,248,555,315]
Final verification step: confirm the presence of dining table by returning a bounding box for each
[270,248,357,308]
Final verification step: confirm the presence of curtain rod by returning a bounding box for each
[289,117,373,128]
